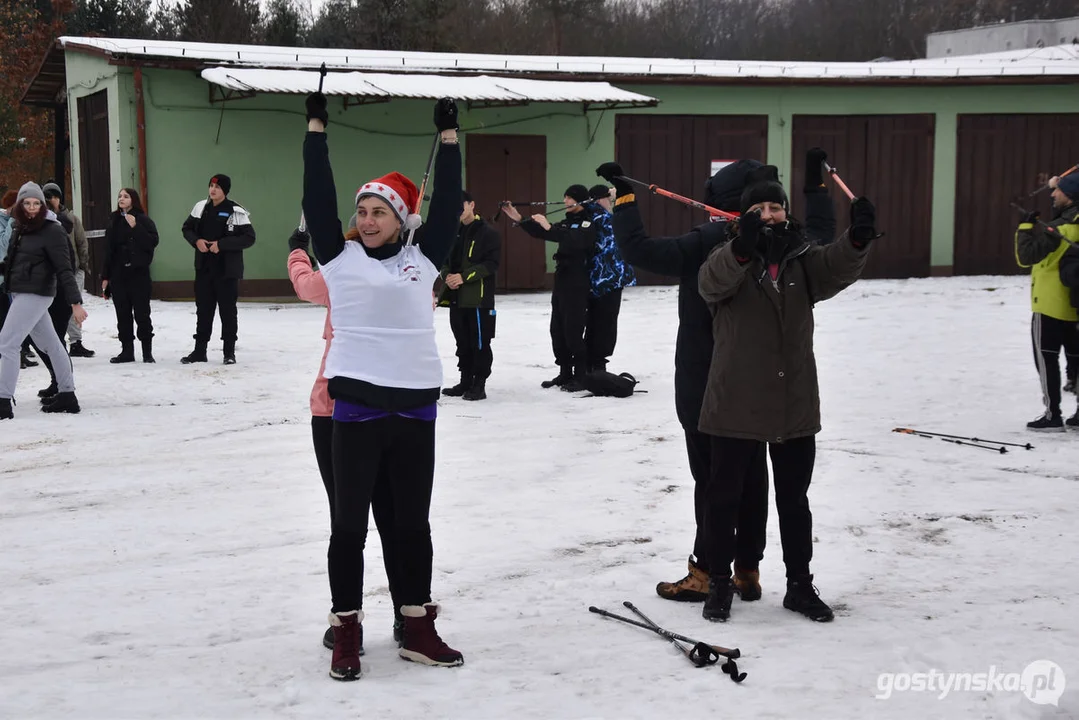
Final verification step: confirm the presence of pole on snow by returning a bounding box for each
[893,428,1033,450]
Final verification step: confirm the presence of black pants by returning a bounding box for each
[111,266,154,344]
[194,271,239,344]
[706,435,815,580]
[585,288,622,373]
[685,429,768,574]
[1031,313,1079,417]
[328,416,436,612]
[551,274,589,374]
[449,306,496,382]
[313,416,401,611]
[32,297,73,386]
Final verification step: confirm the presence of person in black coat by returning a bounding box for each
[102,188,160,364]
[0,182,88,419]
[180,173,256,365]
[598,148,836,604]
[503,185,598,391]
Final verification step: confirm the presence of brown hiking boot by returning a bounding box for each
[656,556,709,602]
[733,566,762,601]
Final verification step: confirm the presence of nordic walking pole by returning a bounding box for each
[893,428,1033,450]
[1008,203,1079,248]
[1029,164,1079,198]
[615,175,739,220]
[587,606,740,658]
[822,161,856,200]
[404,133,440,247]
[621,602,718,668]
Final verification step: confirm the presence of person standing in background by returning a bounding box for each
[42,182,94,358]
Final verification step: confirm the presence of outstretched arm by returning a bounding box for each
[302,95,346,266]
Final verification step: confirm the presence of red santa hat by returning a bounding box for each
[355,172,423,231]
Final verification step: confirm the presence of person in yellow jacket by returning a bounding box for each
[1016,172,1079,430]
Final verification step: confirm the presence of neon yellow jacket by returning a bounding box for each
[1016,205,1079,322]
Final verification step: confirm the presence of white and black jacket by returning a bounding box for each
[181,198,256,279]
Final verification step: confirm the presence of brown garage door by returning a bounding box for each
[616,114,768,284]
[466,134,548,291]
[791,115,935,279]
[954,114,1079,276]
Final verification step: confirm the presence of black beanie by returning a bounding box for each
[739,165,788,215]
[564,184,590,204]
[704,159,764,213]
[588,184,611,201]
[209,173,232,196]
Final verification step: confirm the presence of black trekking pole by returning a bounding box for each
[893,428,1033,450]
[894,428,1008,454]
[622,602,746,683]
[588,606,742,660]
[1009,203,1079,248]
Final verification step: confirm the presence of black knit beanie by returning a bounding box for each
[564,184,590,204]
[739,165,788,215]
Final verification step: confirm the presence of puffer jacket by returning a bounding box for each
[0,211,12,289]
[697,222,868,442]
[1018,204,1079,322]
[3,211,82,305]
[288,248,333,417]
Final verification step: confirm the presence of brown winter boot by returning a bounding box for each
[328,610,363,681]
[656,556,710,602]
[733,565,762,602]
[399,604,463,667]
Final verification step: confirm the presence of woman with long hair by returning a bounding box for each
[0,182,87,419]
[101,188,159,363]
[301,92,462,681]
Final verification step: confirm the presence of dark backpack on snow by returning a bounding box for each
[581,370,642,398]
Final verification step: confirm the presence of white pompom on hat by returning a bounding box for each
[355,171,423,230]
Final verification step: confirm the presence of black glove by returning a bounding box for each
[1022,210,1041,226]
[289,228,311,253]
[732,209,762,260]
[849,197,879,247]
[595,162,633,198]
[804,147,827,193]
[434,97,459,131]
[305,92,328,125]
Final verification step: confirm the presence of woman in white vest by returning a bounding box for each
[302,91,463,681]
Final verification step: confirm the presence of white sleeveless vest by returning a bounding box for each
[320,242,442,389]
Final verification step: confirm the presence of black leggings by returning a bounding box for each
[327,416,436,613]
[312,416,401,613]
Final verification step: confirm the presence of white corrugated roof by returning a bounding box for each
[200,67,658,105]
[59,36,1079,80]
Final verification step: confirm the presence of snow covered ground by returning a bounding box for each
[1,275,1077,719]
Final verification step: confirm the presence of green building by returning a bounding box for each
[21,37,1079,296]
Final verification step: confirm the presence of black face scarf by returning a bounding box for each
[757,218,804,266]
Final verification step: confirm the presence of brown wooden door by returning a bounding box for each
[953,114,1079,276]
[616,114,769,284]
[77,90,112,295]
[466,134,548,291]
[791,115,935,279]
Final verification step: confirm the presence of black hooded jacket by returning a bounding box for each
[613,160,836,429]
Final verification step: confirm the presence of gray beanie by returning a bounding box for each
[16,182,46,206]
[41,182,63,201]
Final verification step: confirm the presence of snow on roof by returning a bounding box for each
[59,36,1079,81]
[200,67,658,106]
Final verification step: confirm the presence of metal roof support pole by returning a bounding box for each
[134,66,150,213]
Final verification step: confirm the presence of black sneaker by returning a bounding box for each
[69,342,95,358]
[442,377,472,397]
[702,577,734,622]
[1027,413,1065,432]
[783,575,834,622]
[20,350,38,368]
[541,373,570,389]
[1067,412,1079,429]
[38,382,58,399]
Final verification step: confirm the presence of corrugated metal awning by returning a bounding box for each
[200,67,659,108]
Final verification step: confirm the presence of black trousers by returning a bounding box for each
[585,288,622,373]
[111,266,154,344]
[551,274,589,373]
[313,416,401,612]
[684,429,768,574]
[328,416,436,612]
[1031,313,1079,417]
[706,435,815,580]
[449,306,496,382]
[194,271,238,344]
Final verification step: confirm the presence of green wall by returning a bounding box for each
[66,52,1079,284]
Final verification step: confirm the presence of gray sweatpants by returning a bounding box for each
[0,293,75,399]
[66,269,85,343]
